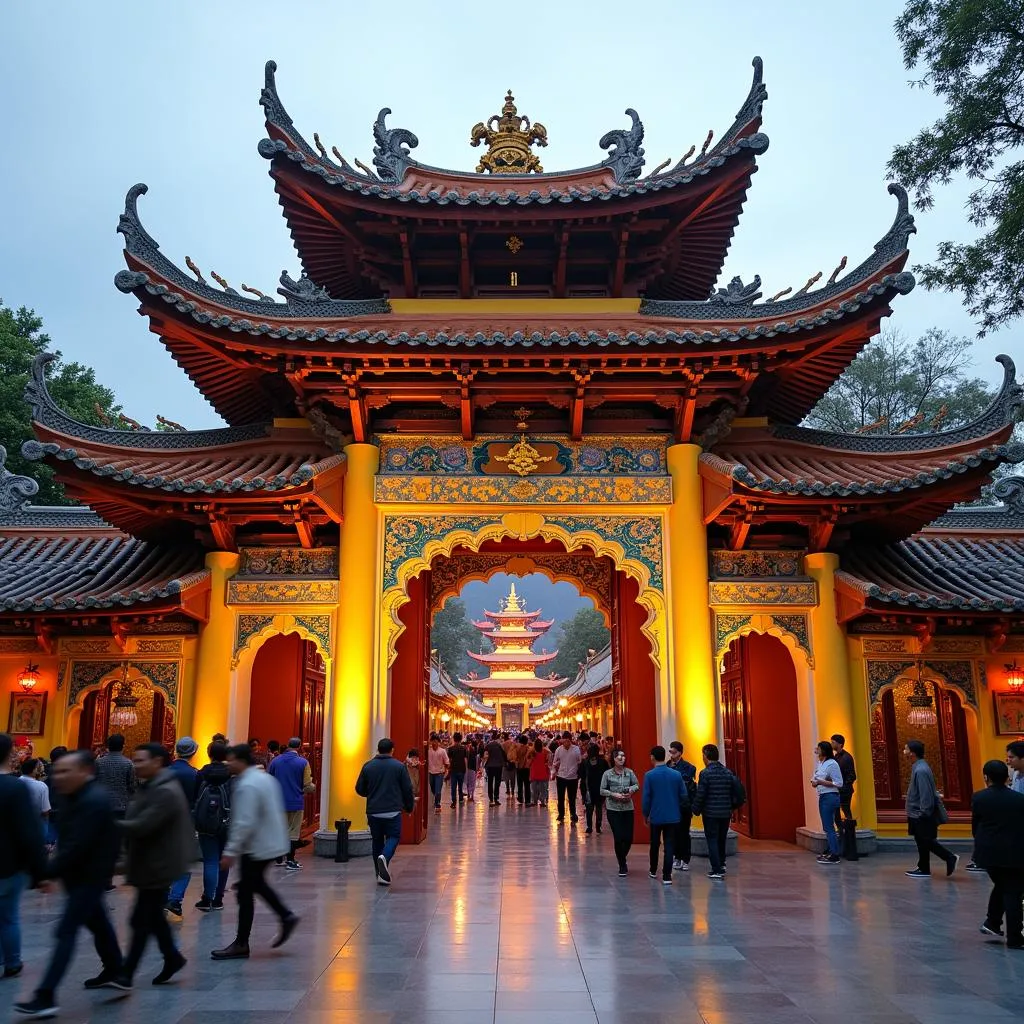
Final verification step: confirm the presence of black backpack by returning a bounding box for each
[194,779,231,836]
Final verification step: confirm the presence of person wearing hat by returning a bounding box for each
[163,737,200,919]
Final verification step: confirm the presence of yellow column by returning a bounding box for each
[804,552,874,827]
[329,443,380,831]
[190,551,240,744]
[667,444,717,757]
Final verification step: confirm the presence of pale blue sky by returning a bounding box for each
[2,0,1010,428]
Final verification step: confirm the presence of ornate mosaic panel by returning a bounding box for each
[772,614,812,664]
[862,638,911,654]
[1003,636,1024,654]
[929,637,985,655]
[543,515,663,590]
[374,474,671,505]
[866,660,917,706]
[377,434,668,476]
[68,661,122,707]
[0,638,39,653]
[383,516,501,590]
[924,660,978,709]
[60,639,116,655]
[68,659,180,708]
[710,550,804,578]
[709,581,817,606]
[715,614,752,652]
[866,659,978,709]
[292,615,332,656]
[238,547,338,577]
[235,614,275,658]
[133,639,184,655]
[227,580,339,605]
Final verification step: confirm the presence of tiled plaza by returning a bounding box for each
[8,805,1021,1023]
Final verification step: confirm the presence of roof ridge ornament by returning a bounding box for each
[470,91,548,174]
[372,108,419,184]
[992,476,1024,513]
[709,275,762,304]
[277,270,330,303]
[0,445,40,514]
[599,109,645,183]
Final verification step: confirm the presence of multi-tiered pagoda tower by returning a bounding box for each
[458,582,566,729]
[1,57,1022,855]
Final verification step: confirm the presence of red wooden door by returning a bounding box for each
[299,642,326,830]
[720,641,750,835]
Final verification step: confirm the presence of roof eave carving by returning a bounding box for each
[116,184,390,320]
[258,57,768,195]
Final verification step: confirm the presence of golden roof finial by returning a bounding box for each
[470,90,548,174]
[505,581,524,613]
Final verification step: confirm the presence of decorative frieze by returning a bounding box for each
[228,580,339,605]
[237,547,337,577]
[374,474,671,505]
[709,581,817,606]
[59,638,116,655]
[710,550,804,579]
[715,614,753,653]
[929,637,985,655]
[862,638,911,654]
[133,638,184,655]
[67,659,180,708]
[866,658,978,709]
[0,638,40,654]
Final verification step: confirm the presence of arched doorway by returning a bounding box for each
[388,537,660,845]
[249,633,326,831]
[871,676,975,820]
[720,632,805,842]
[78,670,174,754]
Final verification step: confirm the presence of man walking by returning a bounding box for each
[164,736,199,919]
[973,759,1024,948]
[904,739,958,878]
[355,738,415,886]
[426,734,449,812]
[93,733,135,889]
[267,737,313,870]
[483,732,506,806]
[642,746,686,884]
[667,741,696,872]
[552,732,583,824]
[447,733,468,807]
[1,734,47,983]
[212,744,298,960]
[692,744,740,880]
[112,743,192,990]
[14,751,123,1018]
[830,734,857,826]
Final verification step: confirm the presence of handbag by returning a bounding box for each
[934,795,949,825]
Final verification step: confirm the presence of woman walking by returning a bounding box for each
[583,744,609,834]
[529,738,550,807]
[465,740,479,803]
[600,749,639,876]
[811,740,843,865]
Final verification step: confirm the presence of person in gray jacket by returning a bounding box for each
[212,744,298,961]
[904,739,958,878]
[355,738,415,886]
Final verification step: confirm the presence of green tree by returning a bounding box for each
[0,301,120,505]
[888,1,1024,333]
[548,608,611,683]
[806,327,994,433]
[431,598,488,680]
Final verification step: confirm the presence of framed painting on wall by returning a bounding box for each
[7,691,48,736]
[993,693,1024,736]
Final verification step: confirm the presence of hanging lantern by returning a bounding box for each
[109,676,139,729]
[905,678,937,728]
[1006,660,1024,693]
[17,662,39,692]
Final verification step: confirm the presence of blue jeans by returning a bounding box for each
[450,772,465,803]
[819,792,841,856]
[167,870,191,904]
[368,814,402,865]
[429,773,445,807]
[37,884,121,999]
[0,872,26,970]
[198,833,229,901]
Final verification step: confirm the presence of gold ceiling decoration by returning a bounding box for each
[506,234,524,254]
[470,91,548,174]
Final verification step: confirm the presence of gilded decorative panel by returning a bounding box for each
[60,639,116,655]
[709,582,817,606]
[924,660,978,709]
[710,550,804,579]
[715,614,752,652]
[0,638,39,653]
[374,474,671,505]
[228,580,339,605]
[383,516,501,590]
[133,639,184,655]
[292,615,332,656]
[1003,636,1024,653]
[865,658,977,709]
[238,547,337,577]
[67,660,180,708]
[929,637,985,655]
[772,614,812,664]
[235,614,275,659]
[543,515,663,590]
[376,434,668,476]
[862,638,911,654]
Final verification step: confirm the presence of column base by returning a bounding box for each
[796,826,877,856]
[313,828,373,859]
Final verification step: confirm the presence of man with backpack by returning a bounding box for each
[692,743,744,880]
[193,741,233,911]
[667,741,697,872]
[164,736,199,920]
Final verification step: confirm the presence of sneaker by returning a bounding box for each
[947,854,960,877]
[152,953,187,985]
[905,869,931,877]
[107,974,133,991]
[649,871,658,879]
[825,855,842,865]
[681,861,690,872]
[164,901,183,919]
[376,854,392,886]
[272,913,300,949]
[285,860,301,871]
[211,942,250,961]
[13,997,59,1018]
[980,922,1005,937]
[672,859,683,869]
[662,878,673,886]
[707,872,725,880]
[211,899,224,911]
[4,965,24,978]
[585,827,593,834]
[967,861,987,873]
[194,897,213,912]
[618,867,628,877]
[83,969,120,989]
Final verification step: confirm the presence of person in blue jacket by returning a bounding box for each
[642,745,687,884]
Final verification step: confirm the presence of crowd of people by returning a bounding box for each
[0,730,308,1018]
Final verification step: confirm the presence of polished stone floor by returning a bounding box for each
[7,799,1022,1023]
